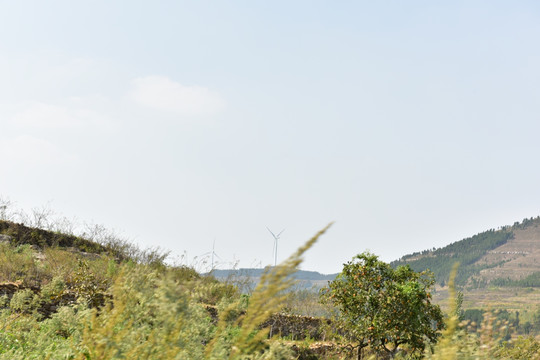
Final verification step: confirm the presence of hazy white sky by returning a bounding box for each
[1,1,539,273]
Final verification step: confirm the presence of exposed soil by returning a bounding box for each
[476,223,540,281]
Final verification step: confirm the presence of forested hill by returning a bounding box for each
[391,217,540,288]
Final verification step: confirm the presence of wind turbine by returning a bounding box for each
[201,239,221,270]
[266,227,285,267]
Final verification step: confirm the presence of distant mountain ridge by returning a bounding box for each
[391,216,540,288]
[210,268,337,281]
[209,268,337,291]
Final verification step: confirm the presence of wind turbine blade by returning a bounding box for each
[277,229,285,238]
[266,226,277,239]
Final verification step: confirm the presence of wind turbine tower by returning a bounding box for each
[266,227,285,267]
[201,239,221,270]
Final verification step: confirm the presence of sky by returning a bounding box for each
[1,1,540,274]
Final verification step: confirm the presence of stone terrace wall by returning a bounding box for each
[261,313,336,341]
[204,305,342,341]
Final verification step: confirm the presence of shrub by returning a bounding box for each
[10,289,39,314]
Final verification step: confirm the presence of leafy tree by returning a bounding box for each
[321,252,444,359]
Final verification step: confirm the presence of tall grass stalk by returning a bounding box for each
[425,262,460,360]
[206,223,333,359]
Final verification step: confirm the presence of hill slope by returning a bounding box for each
[391,217,540,288]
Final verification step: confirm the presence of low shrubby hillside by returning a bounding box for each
[0,213,342,359]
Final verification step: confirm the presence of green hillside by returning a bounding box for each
[391,217,540,287]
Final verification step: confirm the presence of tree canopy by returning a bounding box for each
[321,252,444,359]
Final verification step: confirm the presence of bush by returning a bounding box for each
[10,289,38,314]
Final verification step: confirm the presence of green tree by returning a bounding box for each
[321,252,444,359]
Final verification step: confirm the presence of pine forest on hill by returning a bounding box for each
[391,217,540,288]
